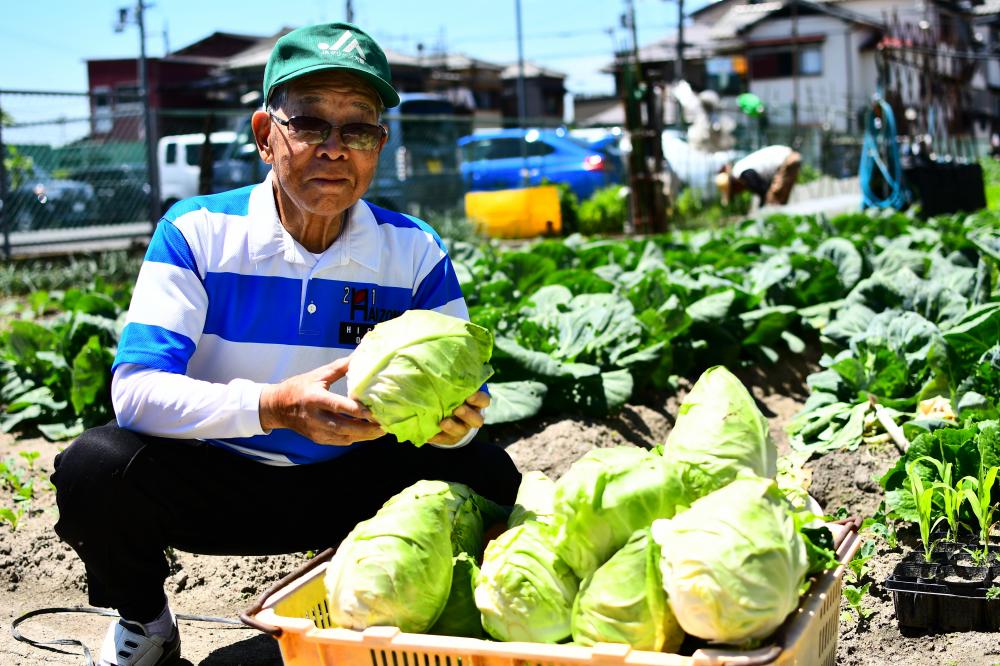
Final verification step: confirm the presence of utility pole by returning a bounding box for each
[116,1,160,229]
[675,0,684,82]
[791,0,799,133]
[515,0,529,186]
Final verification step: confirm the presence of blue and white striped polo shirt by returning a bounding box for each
[113,175,468,465]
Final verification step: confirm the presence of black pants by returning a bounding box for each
[51,423,521,623]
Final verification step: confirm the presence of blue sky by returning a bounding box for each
[1,0,696,96]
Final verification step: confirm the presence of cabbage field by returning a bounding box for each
[1,207,1000,664]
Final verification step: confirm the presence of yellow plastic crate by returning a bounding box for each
[242,521,861,666]
[464,186,562,238]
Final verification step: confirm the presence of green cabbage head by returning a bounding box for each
[428,553,485,638]
[347,309,494,445]
[650,476,808,644]
[663,366,777,502]
[475,521,579,643]
[324,480,457,632]
[553,447,684,580]
[571,527,684,652]
[509,470,557,528]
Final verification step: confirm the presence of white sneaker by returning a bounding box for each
[99,619,181,666]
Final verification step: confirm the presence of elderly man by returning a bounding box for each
[51,22,521,666]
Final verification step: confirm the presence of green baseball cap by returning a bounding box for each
[262,22,400,109]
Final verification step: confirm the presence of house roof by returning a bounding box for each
[223,29,428,70]
[710,0,883,40]
[500,62,566,79]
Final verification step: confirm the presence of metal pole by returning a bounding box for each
[845,27,854,134]
[346,0,354,22]
[515,0,529,186]
[791,0,799,133]
[0,91,9,260]
[137,0,160,230]
[675,0,684,82]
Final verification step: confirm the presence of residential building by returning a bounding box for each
[597,0,993,135]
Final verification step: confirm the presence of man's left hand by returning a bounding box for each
[428,391,490,447]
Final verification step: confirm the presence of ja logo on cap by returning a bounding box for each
[317,31,367,61]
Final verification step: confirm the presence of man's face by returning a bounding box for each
[253,71,386,218]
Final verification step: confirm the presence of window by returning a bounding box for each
[165,143,177,165]
[748,45,823,79]
[525,140,555,157]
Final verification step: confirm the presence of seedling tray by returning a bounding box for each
[885,552,1000,632]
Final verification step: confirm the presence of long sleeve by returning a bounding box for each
[112,363,267,439]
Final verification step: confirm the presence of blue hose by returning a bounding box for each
[859,99,909,210]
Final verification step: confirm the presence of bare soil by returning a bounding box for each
[1,359,998,664]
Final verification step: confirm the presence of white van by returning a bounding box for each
[157,131,236,210]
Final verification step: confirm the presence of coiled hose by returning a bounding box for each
[859,98,909,210]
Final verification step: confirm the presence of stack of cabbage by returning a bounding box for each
[324,366,819,652]
[347,309,494,446]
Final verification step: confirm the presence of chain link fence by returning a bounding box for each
[1,89,874,258]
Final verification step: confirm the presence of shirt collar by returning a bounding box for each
[247,171,381,273]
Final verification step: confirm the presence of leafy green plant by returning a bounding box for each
[1,285,126,439]
[958,462,999,553]
[987,585,1000,600]
[919,455,960,541]
[577,185,628,235]
[0,452,42,530]
[841,582,874,622]
[847,539,877,582]
[907,460,940,562]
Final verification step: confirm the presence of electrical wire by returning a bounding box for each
[10,605,246,666]
[859,98,909,210]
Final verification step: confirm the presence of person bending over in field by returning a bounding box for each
[51,22,521,666]
[715,144,802,208]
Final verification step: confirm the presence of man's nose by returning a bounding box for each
[316,127,349,159]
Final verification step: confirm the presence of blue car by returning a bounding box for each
[458,128,623,201]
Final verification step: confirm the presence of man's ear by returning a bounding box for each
[251,111,273,164]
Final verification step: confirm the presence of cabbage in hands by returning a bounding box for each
[663,366,777,502]
[650,477,808,644]
[553,447,683,580]
[571,527,684,652]
[347,310,494,445]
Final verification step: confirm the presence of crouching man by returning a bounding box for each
[51,22,521,666]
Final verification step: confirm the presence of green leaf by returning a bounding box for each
[484,382,548,425]
[686,290,735,324]
[4,320,58,367]
[0,404,43,433]
[815,237,863,290]
[943,303,1000,370]
[37,419,86,442]
[70,335,113,415]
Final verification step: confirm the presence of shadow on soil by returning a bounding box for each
[197,633,282,665]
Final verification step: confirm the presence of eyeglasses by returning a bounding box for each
[268,112,386,151]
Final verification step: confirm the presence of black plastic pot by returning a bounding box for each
[886,557,1000,632]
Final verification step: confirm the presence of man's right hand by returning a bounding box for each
[258,357,384,446]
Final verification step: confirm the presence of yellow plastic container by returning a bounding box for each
[464,186,561,238]
[242,520,861,666]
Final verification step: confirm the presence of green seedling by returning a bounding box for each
[841,582,874,622]
[958,463,1000,554]
[907,460,941,562]
[918,455,959,542]
[847,539,877,582]
[986,585,1000,600]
